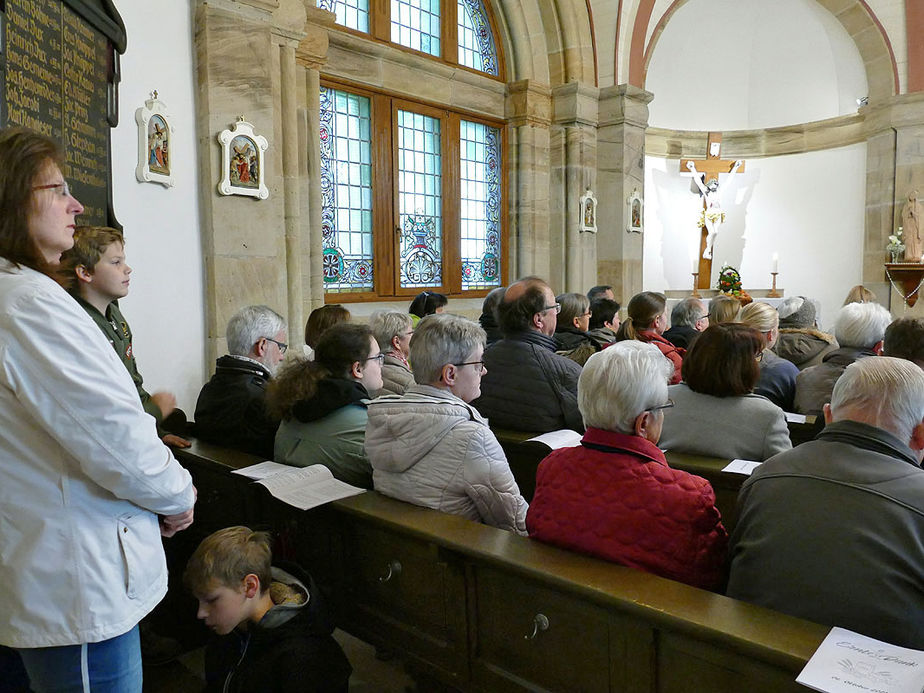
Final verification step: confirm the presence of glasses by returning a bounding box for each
[646,398,674,413]
[542,303,562,314]
[33,181,71,197]
[453,360,485,370]
[755,351,764,362]
[364,353,385,363]
[264,337,288,354]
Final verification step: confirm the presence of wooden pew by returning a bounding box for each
[174,439,829,693]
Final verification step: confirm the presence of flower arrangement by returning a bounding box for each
[887,227,905,262]
[716,264,752,303]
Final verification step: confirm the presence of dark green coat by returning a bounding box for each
[75,296,163,424]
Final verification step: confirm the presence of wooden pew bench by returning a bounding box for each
[175,440,828,693]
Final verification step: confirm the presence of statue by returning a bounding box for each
[686,159,743,260]
[902,190,923,263]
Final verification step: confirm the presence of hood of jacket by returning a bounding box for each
[774,328,837,365]
[292,377,368,423]
[366,384,486,473]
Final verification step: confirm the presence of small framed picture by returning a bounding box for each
[135,92,175,187]
[217,117,269,199]
[580,188,597,233]
[627,189,643,234]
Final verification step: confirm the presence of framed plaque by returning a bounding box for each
[135,92,174,187]
[217,117,268,199]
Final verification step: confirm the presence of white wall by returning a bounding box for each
[109,3,205,414]
[643,144,868,327]
[645,0,868,130]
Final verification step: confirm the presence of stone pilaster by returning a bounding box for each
[596,84,653,304]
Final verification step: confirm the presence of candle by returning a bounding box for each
[772,253,779,273]
[692,254,699,274]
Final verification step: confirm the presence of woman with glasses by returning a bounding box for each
[615,291,684,384]
[267,323,383,488]
[553,292,602,366]
[527,341,727,590]
[368,310,415,397]
[739,301,799,411]
[0,129,195,691]
[365,314,528,533]
[659,323,792,461]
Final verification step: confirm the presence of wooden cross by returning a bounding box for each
[680,132,745,289]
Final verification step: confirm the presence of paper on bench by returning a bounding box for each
[796,626,924,693]
[245,464,365,510]
[526,429,582,449]
[232,461,293,480]
[722,459,762,475]
[786,412,808,424]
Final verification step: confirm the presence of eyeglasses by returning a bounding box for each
[646,399,674,413]
[542,303,562,314]
[755,351,764,362]
[33,181,71,197]
[264,337,288,354]
[364,353,385,363]
[453,360,485,370]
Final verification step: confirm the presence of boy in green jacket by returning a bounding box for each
[59,226,188,447]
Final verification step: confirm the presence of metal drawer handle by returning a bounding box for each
[524,613,550,640]
[378,560,402,583]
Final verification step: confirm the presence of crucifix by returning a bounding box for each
[680,132,745,289]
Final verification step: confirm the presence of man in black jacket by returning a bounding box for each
[195,305,287,458]
[473,277,584,432]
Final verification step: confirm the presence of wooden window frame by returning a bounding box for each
[321,77,508,302]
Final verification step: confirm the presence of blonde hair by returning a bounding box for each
[739,302,779,348]
[184,526,272,595]
[709,294,741,324]
[843,285,876,306]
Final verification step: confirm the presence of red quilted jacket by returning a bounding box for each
[526,428,727,590]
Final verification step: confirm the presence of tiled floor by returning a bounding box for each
[143,629,414,692]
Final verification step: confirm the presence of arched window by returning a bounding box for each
[457,0,498,76]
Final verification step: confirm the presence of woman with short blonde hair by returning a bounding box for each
[740,302,799,410]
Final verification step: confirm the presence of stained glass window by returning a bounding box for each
[460,120,501,290]
[391,0,441,57]
[319,87,374,292]
[318,0,370,32]
[457,0,498,75]
[397,110,442,288]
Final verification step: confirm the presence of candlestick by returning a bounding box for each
[691,272,701,298]
[768,271,781,298]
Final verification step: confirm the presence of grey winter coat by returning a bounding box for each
[374,353,414,398]
[365,385,528,533]
[793,346,877,415]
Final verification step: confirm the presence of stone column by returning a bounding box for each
[596,84,653,304]
[551,81,599,294]
[507,80,552,281]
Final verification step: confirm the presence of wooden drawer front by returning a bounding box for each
[472,566,613,692]
[342,523,467,681]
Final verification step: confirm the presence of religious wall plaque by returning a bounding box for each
[0,0,125,226]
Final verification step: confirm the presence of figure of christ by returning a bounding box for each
[686,159,743,259]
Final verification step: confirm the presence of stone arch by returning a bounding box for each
[628,0,897,100]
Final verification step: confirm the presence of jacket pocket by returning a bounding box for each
[117,510,160,599]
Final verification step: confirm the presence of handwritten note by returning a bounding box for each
[722,459,762,475]
[797,627,924,693]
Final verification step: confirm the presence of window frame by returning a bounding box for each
[321,76,508,302]
[321,0,506,82]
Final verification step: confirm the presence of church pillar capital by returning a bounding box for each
[551,81,600,128]
[296,5,335,68]
[507,80,552,128]
[598,84,653,130]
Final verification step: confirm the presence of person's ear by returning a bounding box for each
[391,335,401,352]
[75,264,93,284]
[873,340,884,355]
[823,403,833,425]
[633,411,652,438]
[254,338,268,358]
[441,363,456,387]
[910,421,924,452]
[242,574,260,599]
[350,360,363,379]
[572,316,581,329]
[532,311,543,331]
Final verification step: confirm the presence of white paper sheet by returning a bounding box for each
[232,461,293,480]
[786,412,808,424]
[526,429,582,449]
[797,627,924,693]
[253,464,365,511]
[722,459,762,475]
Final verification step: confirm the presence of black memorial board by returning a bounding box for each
[0,0,125,226]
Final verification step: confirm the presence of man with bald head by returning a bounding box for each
[472,277,583,432]
[728,357,924,648]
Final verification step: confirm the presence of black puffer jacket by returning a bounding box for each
[194,355,279,458]
[472,331,584,433]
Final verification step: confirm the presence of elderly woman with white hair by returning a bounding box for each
[365,314,528,533]
[739,301,799,411]
[369,310,415,397]
[526,342,727,590]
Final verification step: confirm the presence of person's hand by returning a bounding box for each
[162,433,191,448]
[159,507,194,537]
[151,391,177,418]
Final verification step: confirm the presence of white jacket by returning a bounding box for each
[0,262,194,647]
[365,384,528,534]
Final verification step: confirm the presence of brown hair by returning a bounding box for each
[57,226,124,294]
[304,304,351,348]
[843,285,876,306]
[708,294,741,324]
[0,128,65,272]
[681,323,763,396]
[184,526,272,595]
[497,276,550,335]
[615,291,665,341]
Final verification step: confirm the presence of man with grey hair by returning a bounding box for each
[365,314,528,533]
[663,297,708,349]
[368,310,415,397]
[884,317,924,368]
[527,341,727,589]
[194,305,287,457]
[793,301,892,415]
[728,357,924,649]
